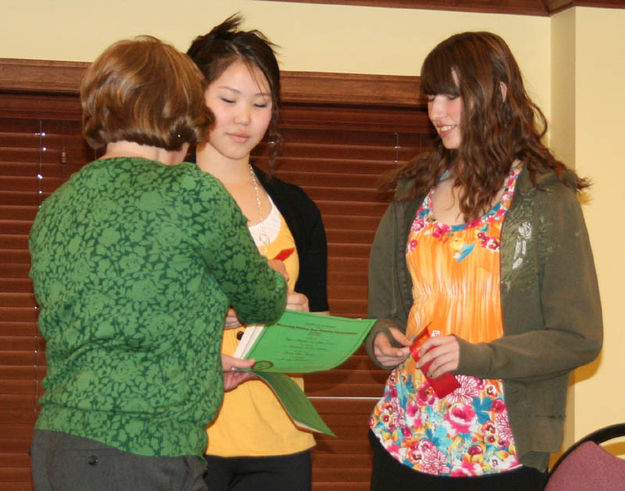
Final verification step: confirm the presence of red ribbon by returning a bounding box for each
[273,248,295,261]
[410,327,460,398]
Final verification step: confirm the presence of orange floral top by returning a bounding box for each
[369,165,523,476]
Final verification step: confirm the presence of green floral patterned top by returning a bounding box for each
[29,157,287,457]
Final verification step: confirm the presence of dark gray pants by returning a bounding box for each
[31,430,208,491]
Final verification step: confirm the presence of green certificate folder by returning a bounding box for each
[234,310,376,373]
[254,372,336,437]
[232,310,376,436]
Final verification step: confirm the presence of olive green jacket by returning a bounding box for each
[365,166,603,471]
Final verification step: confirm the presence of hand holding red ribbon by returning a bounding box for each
[410,326,460,398]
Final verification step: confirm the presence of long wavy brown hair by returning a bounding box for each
[384,31,587,221]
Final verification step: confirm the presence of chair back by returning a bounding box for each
[545,423,625,491]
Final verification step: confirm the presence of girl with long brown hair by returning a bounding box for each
[365,31,602,490]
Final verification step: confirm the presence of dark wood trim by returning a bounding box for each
[261,0,625,15]
[0,58,89,95]
[0,58,425,109]
[281,71,423,107]
[259,0,551,15]
[546,0,625,14]
[544,0,573,11]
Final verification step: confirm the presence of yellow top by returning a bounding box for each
[205,212,316,456]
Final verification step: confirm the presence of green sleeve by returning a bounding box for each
[365,202,412,368]
[194,177,287,326]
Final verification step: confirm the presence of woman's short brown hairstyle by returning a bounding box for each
[81,35,213,150]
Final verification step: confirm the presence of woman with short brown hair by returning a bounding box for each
[29,35,287,491]
[81,35,209,151]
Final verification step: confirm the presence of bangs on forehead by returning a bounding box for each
[242,59,272,95]
[421,51,459,96]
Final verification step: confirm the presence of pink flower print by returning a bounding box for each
[495,452,520,471]
[407,239,418,252]
[406,399,421,418]
[416,382,437,405]
[488,238,500,250]
[403,439,423,466]
[446,375,480,405]
[478,236,500,251]
[445,404,476,434]
[431,223,450,239]
[466,218,482,229]
[494,412,515,443]
[385,442,402,455]
[386,397,406,430]
[411,219,426,233]
[497,437,511,450]
[414,440,451,475]
[387,370,398,384]
[468,443,485,457]
[482,421,496,435]
[451,461,482,477]
[491,399,506,413]
[406,438,421,452]
[401,426,412,438]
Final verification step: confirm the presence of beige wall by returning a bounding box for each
[2,0,623,448]
[548,5,625,450]
[551,6,625,447]
[567,7,625,441]
[3,0,550,107]
[549,8,577,449]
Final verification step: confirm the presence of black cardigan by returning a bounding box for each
[253,165,329,312]
[187,154,329,312]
